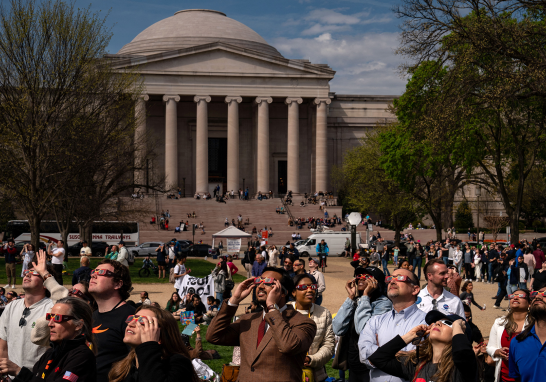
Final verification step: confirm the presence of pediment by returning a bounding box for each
[111,43,335,78]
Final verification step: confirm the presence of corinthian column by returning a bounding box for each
[225,96,242,193]
[163,95,180,189]
[194,95,211,195]
[314,97,331,193]
[255,96,273,195]
[285,97,302,194]
[134,94,149,187]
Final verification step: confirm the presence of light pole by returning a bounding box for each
[475,185,481,243]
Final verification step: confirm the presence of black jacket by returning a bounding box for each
[14,335,96,382]
[122,341,194,382]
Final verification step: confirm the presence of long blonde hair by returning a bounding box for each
[397,338,455,382]
[108,305,198,382]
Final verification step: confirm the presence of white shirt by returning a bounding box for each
[51,248,65,264]
[168,246,176,260]
[417,286,465,317]
[174,264,186,289]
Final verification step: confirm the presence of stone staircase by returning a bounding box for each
[134,195,361,245]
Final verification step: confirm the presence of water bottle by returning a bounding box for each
[483,304,486,311]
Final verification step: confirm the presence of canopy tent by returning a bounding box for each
[211,226,251,254]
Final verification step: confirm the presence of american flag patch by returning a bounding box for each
[63,371,78,382]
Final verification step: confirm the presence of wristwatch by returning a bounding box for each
[42,273,53,282]
[267,303,279,312]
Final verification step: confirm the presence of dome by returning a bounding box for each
[118,9,282,57]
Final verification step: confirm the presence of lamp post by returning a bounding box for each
[475,185,481,242]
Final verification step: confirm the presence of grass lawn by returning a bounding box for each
[181,323,343,379]
[0,257,246,285]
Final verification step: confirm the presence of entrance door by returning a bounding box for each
[278,160,287,194]
[209,138,227,192]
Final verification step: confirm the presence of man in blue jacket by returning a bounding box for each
[316,239,329,268]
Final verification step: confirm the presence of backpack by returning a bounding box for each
[169,267,176,283]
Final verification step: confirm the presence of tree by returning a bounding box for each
[393,0,546,243]
[0,196,15,235]
[484,216,510,243]
[336,127,420,245]
[454,200,474,230]
[378,61,469,241]
[0,0,147,249]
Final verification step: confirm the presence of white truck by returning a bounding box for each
[296,232,361,257]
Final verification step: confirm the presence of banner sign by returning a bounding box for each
[178,275,214,309]
[227,239,241,253]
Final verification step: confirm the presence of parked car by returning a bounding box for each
[66,241,109,257]
[14,241,47,253]
[182,244,212,257]
[126,242,163,257]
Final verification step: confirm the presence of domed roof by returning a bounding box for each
[118,9,282,57]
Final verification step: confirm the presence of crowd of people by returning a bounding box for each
[1,235,545,382]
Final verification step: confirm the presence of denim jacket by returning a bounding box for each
[332,295,392,336]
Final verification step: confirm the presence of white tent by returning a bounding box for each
[211,226,251,254]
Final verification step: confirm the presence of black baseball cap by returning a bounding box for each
[425,311,473,341]
[118,240,125,245]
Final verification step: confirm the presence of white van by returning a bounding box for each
[296,232,361,257]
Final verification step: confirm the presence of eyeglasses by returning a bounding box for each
[46,313,75,323]
[294,284,318,291]
[385,275,414,284]
[23,270,41,277]
[530,291,546,299]
[284,261,292,265]
[508,293,527,299]
[355,274,373,281]
[19,307,30,327]
[294,263,303,267]
[68,289,89,301]
[439,319,453,327]
[125,315,148,324]
[91,268,115,277]
[254,277,276,286]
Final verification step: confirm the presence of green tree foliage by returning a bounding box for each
[338,128,420,245]
[378,61,468,241]
[0,197,15,234]
[454,200,474,230]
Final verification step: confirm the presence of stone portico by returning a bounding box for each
[110,9,396,196]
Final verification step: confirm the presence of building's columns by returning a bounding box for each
[285,97,303,194]
[134,94,149,188]
[225,96,242,193]
[194,95,211,195]
[314,97,331,193]
[163,94,180,190]
[255,97,273,195]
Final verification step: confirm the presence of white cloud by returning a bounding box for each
[304,8,363,25]
[301,23,352,36]
[273,32,406,95]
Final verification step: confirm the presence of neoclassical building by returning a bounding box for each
[110,9,396,195]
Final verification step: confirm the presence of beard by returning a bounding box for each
[387,290,400,299]
[529,302,546,322]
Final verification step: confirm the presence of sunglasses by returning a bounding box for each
[68,289,89,301]
[46,313,75,323]
[508,293,527,299]
[91,268,115,277]
[385,275,414,284]
[530,291,546,299]
[23,270,41,277]
[19,307,30,327]
[354,274,373,281]
[254,277,276,286]
[294,284,318,291]
[125,315,148,324]
[439,319,453,327]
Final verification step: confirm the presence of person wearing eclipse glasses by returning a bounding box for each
[0,254,54,380]
[108,305,199,382]
[88,259,135,382]
[288,273,334,382]
[2,297,97,382]
[206,267,317,382]
[359,268,427,382]
[508,281,546,382]
[332,267,391,382]
[367,310,478,382]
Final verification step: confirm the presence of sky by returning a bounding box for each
[84,0,407,95]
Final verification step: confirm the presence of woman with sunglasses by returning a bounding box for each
[368,311,478,382]
[8,297,96,382]
[108,305,199,382]
[486,288,532,382]
[288,274,335,382]
[332,267,391,382]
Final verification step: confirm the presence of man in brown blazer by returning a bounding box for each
[206,266,317,381]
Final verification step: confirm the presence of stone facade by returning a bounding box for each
[110,9,397,196]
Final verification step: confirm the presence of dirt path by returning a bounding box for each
[130,257,505,339]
